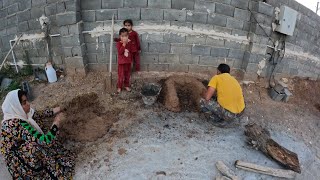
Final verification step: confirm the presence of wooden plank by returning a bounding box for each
[235,160,296,179]
[216,161,240,180]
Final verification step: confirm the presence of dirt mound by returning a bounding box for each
[59,92,119,142]
[290,78,320,108]
[160,76,206,112]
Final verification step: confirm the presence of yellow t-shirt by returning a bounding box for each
[208,73,245,114]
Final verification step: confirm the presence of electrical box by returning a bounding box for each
[275,5,298,36]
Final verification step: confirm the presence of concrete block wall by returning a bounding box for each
[0,0,319,80]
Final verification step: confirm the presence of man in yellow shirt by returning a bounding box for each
[200,64,245,127]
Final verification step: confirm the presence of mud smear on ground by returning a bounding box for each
[59,92,119,143]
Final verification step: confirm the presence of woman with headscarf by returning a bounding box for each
[1,89,75,179]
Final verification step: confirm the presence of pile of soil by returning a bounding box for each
[59,92,119,142]
[160,76,206,112]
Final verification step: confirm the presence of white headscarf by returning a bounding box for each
[2,89,44,134]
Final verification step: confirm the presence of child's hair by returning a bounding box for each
[217,64,230,73]
[119,28,129,35]
[123,19,133,26]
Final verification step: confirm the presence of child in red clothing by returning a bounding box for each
[116,28,133,93]
[123,19,141,72]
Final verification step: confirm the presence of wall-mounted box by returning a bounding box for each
[275,5,298,36]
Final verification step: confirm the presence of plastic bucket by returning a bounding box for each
[141,83,162,105]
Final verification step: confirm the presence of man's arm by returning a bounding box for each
[204,86,215,101]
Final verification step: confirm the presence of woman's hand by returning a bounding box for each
[53,112,65,127]
[53,107,61,115]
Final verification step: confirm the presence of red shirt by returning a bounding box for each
[116,41,133,64]
[129,30,140,52]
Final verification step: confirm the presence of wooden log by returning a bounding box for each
[235,160,296,179]
[244,123,301,173]
[216,161,240,180]
[215,176,232,180]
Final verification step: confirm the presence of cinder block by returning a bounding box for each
[164,9,186,22]
[226,18,243,30]
[52,46,63,56]
[61,35,81,47]
[228,49,244,59]
[250,43,267,54]
[141,33,163,42]
[159,53,179,64]
[59,26,69,36]
[171,21,193,29]
[206,37,225,47]
[97,53,117,63]
[81,0,101,10]
[192,45,211,56]
[172,0,195,10]
[31,57,48,64]
[186,11,207,23]
[56,12,80,26]
[141,8,163,21]
[141,41,148,52]
[118,8,140,20]
[18,0,31,11]
[52,56,63,64]
[82,10,95,22]
[141,53,159,64]
[17,10,31,23]
[163,33,186,43]
[257,1,274,17]
[83,34,97,43]
[69,22,83,35]
[0,18,6,30]
[124,0,147,8]
[194,0,215,13]
[7,3,19,15]
[6,26,17,35]
[37,47,47,56]
[243,21,250,31]
[51,36,61,46]
[102,0,123,9]
[18,21,29,32]
[168,64,189,72]
[32,0,46,7]
[186,35,206,44]
[188,65,208,73]
[0,9,6,19]
[148,0,171,9]
[199,56,218,66]
[83,22,103,31]
[149,42,170,53]
[215,3,234,17]
[231,0,249,10]
[225,40,242,49]
[28,19,41,30]
[149,64,169,71]
[179,54,199,64]
[7,15,18,27]
[65,0,80,12]
[96,9,117,21]
[234,8,250,21]
[71,45,86,57]
[171,44,192,54]
[211,47,228,57]
[45,3,57,16]
[98,34,111,43]
[64,57,85,68]
[31,7,44,19]
[193,23,213,31]
[86,54,97,63]
[250,23,271,37]
[208,13,227,27]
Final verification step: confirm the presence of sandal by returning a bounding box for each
[125,87,131,92]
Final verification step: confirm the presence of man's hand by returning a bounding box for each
[53,107,61,115]
[53,112,65,127]
[205,87,215,101]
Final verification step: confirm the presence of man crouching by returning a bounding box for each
[200,64,245,128]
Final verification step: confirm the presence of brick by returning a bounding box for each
[69,22,83,35]
[159,54,179,64]
[226,18,243,30]
[163,33,185,43]
[82,10,96,22]
[32,0,46,7]
[231,0,249,10]
[61,35,81,47]
[194,0,215,13]
[186,35,206,44]
[102,0,123,9]
[234,8,250,21]
[6,26,17,35]
[7,3,19,15]
[168,64,189,72]
[96,9,117,21]
[206,37,225,47]
[124,0,147,8]
[257,1,274,16]
[17,10,31,22]
[215,3,234,17]
[118,8,140,20]
[199,56,218,66]
[56,12,80,26]
[149,42,170,53]
[45,3,57,16]
[65,0,80,12]
[7,15,18,27]
[228,49,244,59]
[164,9,186,22]
[18,21,29,32]
[0,9,6,19]
[208,13,227,27]
[171,44,192,54]
[211,47,228,57]
[179,54,199,64]
[141,8,163,21]
[148,0,171,8]
[141,33,163,42]
[172,0,195,10]
[31,7,44,19]
[140,53,159,64]
[81,0,101,10]
[186,11,207,23]
[192,45,211,56]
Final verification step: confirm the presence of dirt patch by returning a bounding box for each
[118,148,127,155]
[315,104,320,112]
[160,76,206,112]
[290,78,320,107]
[59,92,119,142]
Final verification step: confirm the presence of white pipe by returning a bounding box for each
[9,41,19,73]
[109,14,114,73]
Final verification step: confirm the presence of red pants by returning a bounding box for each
[117,63,131,89]
[132,52,140,71]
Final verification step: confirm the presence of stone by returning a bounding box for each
[81,0,101,10]
[186,11,208,23]
[164,9,186,22]
[208,13,227,27]
[172,0,195,10]
[159,54,179,64]
[124,0,147,8]
[149,42,170,53]
[102,0,123,9]
[226,18,244,30]
[171,44,192,54]
[192,45,211,56]
[211,47,228,57]
[148,0,171,9]
[215,3,234,17]
[96,9,117,21]
[141,8,163,21]
[17,10,31,22]
[118,8,140,20]
[179,54,199,64]
[194,0,215,13]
